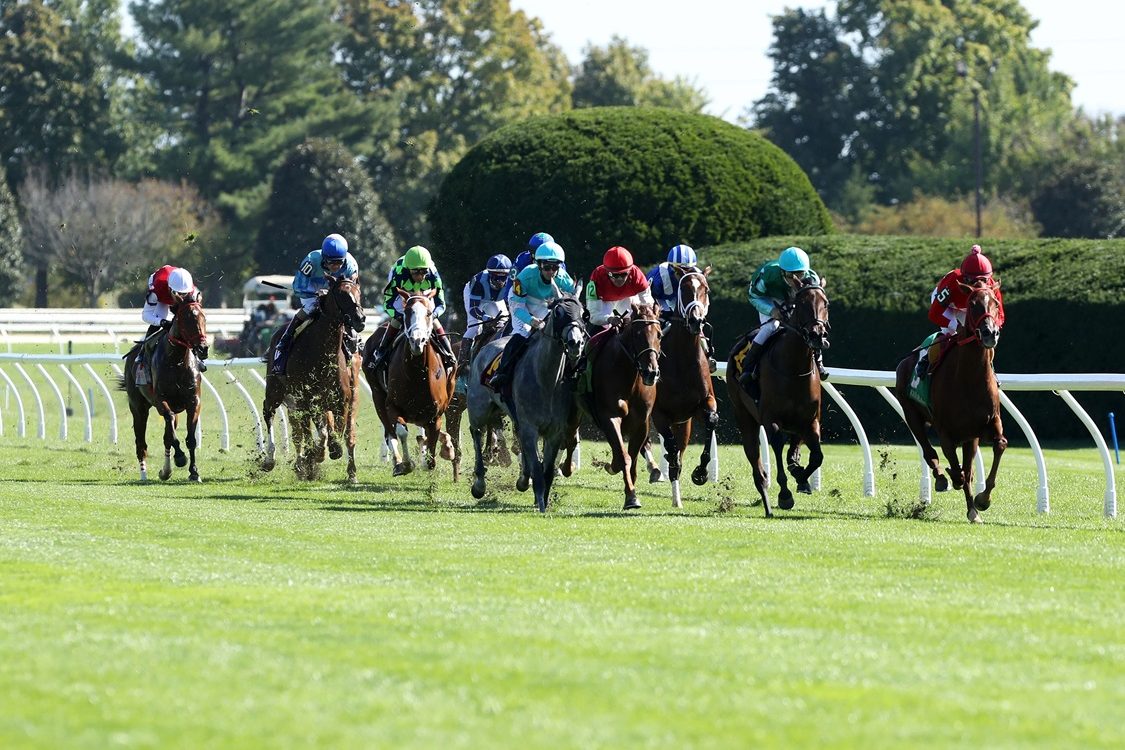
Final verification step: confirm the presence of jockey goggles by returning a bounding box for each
[607,270,629,280]
[538,260,561,270]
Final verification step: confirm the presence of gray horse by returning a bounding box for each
[467,294,587,512]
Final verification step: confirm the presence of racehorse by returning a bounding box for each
[651,269,719,508]
[894,280,1007,523]
[588,303,663,510]
[260,277,365,481]
[468,293,587,512]
[363,289,457,478]
[445,300,513,477]
[725,280,831,517]
[122,299,209,482]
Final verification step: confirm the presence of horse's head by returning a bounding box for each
[621,303,663,386]
[400,288,436,356]
[960,278,1002,349]
[478,299,509,336]
[546,294,587,369]
[170,300,209,361]
[324,276,366,333]
[789,281,831,351]
[676,267,711,336]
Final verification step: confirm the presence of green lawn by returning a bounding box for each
[1,432,1122,749]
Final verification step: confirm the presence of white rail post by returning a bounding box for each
[82,363,119,444]
[1055,390,1117,518]
[224,368,265,452]
[34,364,68,439]
[57,365,93,442]
[821,381,875,497]
[996,390,1049,513]
[13,363,46,439]
[875,384,932,504]
[198,374,229,452]
[0,367,26,437]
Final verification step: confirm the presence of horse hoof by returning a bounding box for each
[516,475,530,492]
[974,494,991,511]
[623,498,642,511]
[329,445,343,460]
[348,474,358,485]
[796,482,812,495]
[159,470,171,482]
[174,453,187,468]
[261,458,275,472]
[691,466,708,486]
[471,480,485,499]
[778,494,795,510]
[393,462,412,477]
[935,475,949,492]
[968,512,984,524]
[189,474,201,483]
[649,467,665,483]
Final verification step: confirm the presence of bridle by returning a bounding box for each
[675,270,710,336]
[960,284,1000,347]
[782,284,831,350]
[325,278,366,333]
[169,301,208,358]
[616,311,662,383]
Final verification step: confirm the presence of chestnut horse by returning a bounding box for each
[651,269,719,508]
[363,289,457,478]
[894,280,1007,523]
[725,281,831,517]
[122,300,208,482]
[261,277,366,481]
[588,303,663,510]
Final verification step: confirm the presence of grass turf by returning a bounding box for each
[1,433,1122,748]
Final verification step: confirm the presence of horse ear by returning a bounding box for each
[819,275,827,291]
[703,265,713,277]
[958,281,973,294]
[992,275,1001,290]
[425,288,438,299]
[397,288,408,299]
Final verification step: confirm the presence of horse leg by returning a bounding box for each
[186,399,201,483]
[973,434,1007,513]
[667,420,692,509]
[691,407,719,486]
[130,398,151,482]
[768,427,794,510]
[518,424,546,511]
[393,422,414,476]
[732,402,770,516]
[325,410,343,461]
[158,409,179,481]
[313,414,328,464]
[641,437,663,483]
[260,379,284,471]
[541,437,562,511]
[435,415,456,464]
[959,439,982,523]
[902,402,949,492]
[938,434,966,493]
[470,423,489,499]
[622,422,647,511]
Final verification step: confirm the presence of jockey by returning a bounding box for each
[501,231,556,300]
[369,244,455,372]
[138,265,206,372]
[739,245,828,391]
[586,245,654,333]
[647,243,716,368]
[916,244,1006,376]
[459,253,512,371]
[489,240,576,390]
[270,233,359,376]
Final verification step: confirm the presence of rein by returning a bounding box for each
[168,303,207,350]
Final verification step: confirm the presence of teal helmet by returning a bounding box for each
[534,241,565,263]
[778,246,810,273]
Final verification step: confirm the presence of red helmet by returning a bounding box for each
[960,244,992,278]
[603,246,633,271]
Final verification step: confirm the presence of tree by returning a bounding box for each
[571,36,708,112]
[337,0,573,243]
[257,138,397,276]
[752,0,1076,211]
[0,165,22,301]
[1030,157,1125,238]
[130,0,391,245]
[20,170,221,306]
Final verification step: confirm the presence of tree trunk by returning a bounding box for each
[35,267,48,307]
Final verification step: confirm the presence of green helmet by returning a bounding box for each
[403,245,433,270]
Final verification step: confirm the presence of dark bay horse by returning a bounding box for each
[894,280,1007,523]
[122,300,208,482]
[446,300,513,478]
[588,303,663,510]
[651,269,719,508]
[468,294,587,512]
[261,277,365,481]
[364,289,457,478]
[725,281,831,517]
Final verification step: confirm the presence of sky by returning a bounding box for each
[511,0,1125,123]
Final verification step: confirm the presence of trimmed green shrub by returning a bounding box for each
[429,107,832,296]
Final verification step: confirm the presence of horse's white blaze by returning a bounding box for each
[405,298,433,354]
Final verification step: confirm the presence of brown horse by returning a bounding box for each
[363,289,457,478]
[651,269,719,508]
[445,300,513,478]
[588,303,663,510]
[725,281,831,517]
[261,277,366,481]
[894,280,1007,523]
[122,300,208,482]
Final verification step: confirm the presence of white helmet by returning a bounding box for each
[168,268,194,294]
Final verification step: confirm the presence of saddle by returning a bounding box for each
[481,349,503,391]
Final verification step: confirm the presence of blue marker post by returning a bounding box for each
[1110,412,1120,465]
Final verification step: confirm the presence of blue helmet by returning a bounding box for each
[321,233,348,260]
[513,250,533,273]
[534,241,565,263]
[486,254,512,273]
[778,246,810,273]
[528,232,554,251]
[668,244,697,266]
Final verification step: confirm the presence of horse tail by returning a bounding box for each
[116,375,128,392]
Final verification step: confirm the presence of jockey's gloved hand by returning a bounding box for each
[160,319,172,330]
[316,288,329,298]
[530,317,544,330]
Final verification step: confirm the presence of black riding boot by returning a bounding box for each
[432,330,456,372]
[271,312,305,376]
[490,334,528,390]
[342,329,359,363]
[366,323,399,372]
[738,341,764,393]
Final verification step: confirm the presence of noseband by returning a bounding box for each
[961,287,999,346]
[620,317,662,375]
[676,272,710,333]
[784,285,830,349]
[327,280,364,331]
[169,302,207,349]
